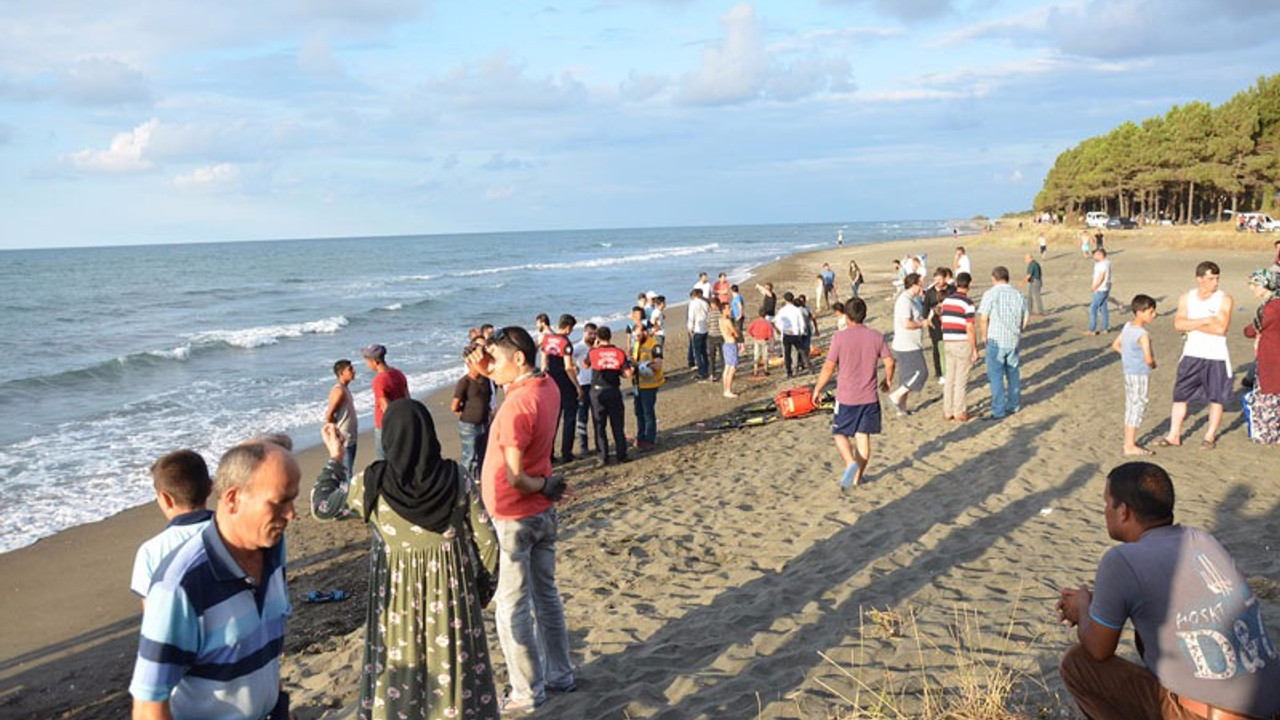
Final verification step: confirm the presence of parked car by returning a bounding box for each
[1085,211,1110,228]
[1236,212,1279,232]
[1106,217,1138,230]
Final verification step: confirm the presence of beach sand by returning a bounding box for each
[3,225,1278,719]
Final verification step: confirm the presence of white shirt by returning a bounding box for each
[1093,259,1112,292]
[774,303,806,336]
[687,298,710,333]
[694,281,713,300]
[955,255,971,275]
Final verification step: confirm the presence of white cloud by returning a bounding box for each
[172,163,242,192]
[824,0,954,22]
[58,57,152,106]
[619,71,669,103]
[62,118,158,173]
[426,54,587,112]
[678,3,854,106]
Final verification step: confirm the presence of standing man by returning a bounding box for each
[953,246,972,277]
[130,440,300,720]
[922,268,952,386]
[1038,234,1047,258]
[1056,461,1280,720]
[587,326,632,465]
[939,272,979,421]
[693,272,713,302]
[888,273,928,415]
[713,272,732,307]
[1086,248,1112,335]
[466,327,574,713]
[574,323,597,458]
[363,343,409,460]
[729,284,746,339]
[324,359,358,475]
[1020,252,1045,316]
[774,292,809,378]
[687,289,711,380]
[812,297,895,491]
[978,266,1029,420]
[820,263,837,311]
[538,314,582,464]
[706,298,725,382]
[452,342,493,482]
[719,301,741,398]
[1158,261,1234,449]
[630,323,664,451]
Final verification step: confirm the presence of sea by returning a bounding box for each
[0,221,952,553]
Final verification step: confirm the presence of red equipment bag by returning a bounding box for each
[774,386,818,419]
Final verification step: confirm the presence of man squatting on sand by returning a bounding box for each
[1057,461,1280,720]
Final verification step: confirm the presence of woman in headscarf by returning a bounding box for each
[312,398,500,720]
[1244,267,1280,444]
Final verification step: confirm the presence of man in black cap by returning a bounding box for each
[362,343,409,460]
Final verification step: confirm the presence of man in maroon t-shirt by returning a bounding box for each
[362,343,409,460]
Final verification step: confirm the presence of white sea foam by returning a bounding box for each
[146,345,192,361]
[185,315,349,349]
[453,243,721,277]
[384,303,404,311]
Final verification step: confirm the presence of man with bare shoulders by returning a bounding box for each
[324,359,358,474]
[1157,262,1234,450]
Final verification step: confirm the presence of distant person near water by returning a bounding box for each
[363,343,409,461]
[978,266,1029,420]
[706,298,725,381]
[324,358,358,474]
[1056,461,1280,720]
[453,341,493,482]
[848,259,864,298]
[1158,261,1233,450]
[1020,252,1045,316]
[820,263,837,310]
[1111,295,1158,456]
[812,297,895,491]
[466,326,574,713]
[719,301,741,398]
[129,449,213,606]
[130,440,300,720]
[539,314,582,464]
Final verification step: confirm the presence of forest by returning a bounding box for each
[1035,74,1280,224]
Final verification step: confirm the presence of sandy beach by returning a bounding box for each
[3,224,1278,720]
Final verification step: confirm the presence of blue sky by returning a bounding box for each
[1,0,1277,249]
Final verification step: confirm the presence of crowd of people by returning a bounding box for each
[121,237,1280,720]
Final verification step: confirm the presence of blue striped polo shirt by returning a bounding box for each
[129,520,291,720]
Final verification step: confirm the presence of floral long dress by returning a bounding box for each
[312,460,501,720]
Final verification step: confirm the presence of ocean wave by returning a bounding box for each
[383,302,404,311]
[146,345,192,361]
[184,315,349,349]
[451,243,721,277]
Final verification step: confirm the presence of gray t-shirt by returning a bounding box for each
[1090,525,1280,717]
[892,292,925,351]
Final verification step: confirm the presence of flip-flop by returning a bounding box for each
[840,463,861,490]
[306,590,350,604]
[1152,438,1179,448]
[1199,439,1216,451]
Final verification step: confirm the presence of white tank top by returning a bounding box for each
[1182,289,1230,363]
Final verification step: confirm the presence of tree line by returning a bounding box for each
[1035,74,1280,224]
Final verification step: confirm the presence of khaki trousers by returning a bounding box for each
[942,341,973,417]
[1059,645,1202,720]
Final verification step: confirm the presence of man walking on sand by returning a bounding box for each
[820,263,837,311]
[1020,252,1045,316]
[1157,261,1234,450]
[939,272,979,421]
[978,266,1029,420]
[1056,461,1280,720]
[812,297,895,491]
[130,440,300,720]
[324,359,358,474]
[1086,248,1112,335]
[363,344,409,460]
[888,273,928,415]
[465,326,574,713]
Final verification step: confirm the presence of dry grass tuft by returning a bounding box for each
[1249,575,1280,600]
[815,593,1060,720]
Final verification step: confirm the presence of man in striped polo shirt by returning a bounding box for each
[939,272,979,421]
[130,440,300,720]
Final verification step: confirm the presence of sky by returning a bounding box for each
[1,0,1278,249]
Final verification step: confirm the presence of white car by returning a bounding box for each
[1237,212,1279,232]
[1085,211,1110,229]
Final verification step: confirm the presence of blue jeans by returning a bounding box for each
[343,442,357,477]
[575,390,593,455]
[457,421,488,486]
[494,508,574,705]
[1089,290,1110,332]
[691,332,709,379]
[985,342,1021,418]
[634,387,659,444]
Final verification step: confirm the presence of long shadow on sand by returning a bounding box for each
[551,417,1093,719]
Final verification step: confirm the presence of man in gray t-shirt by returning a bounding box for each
[1056,462,1280,720]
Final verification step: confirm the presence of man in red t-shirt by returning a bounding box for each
[362,343,409,460]
[465,326,574,712]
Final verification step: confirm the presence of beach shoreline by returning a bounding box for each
[4,223,1278,720]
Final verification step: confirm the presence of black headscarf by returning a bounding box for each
[362,398,460,533]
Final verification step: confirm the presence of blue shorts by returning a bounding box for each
[1172,356,1232,405]
[723,342,739,367]
[832,401,882,436]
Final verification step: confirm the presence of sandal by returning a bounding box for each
[1152,438,1179,448]
[1199,439,1216,451]
[305,590,350,604]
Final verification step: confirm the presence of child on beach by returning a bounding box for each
[1111,295,1158,455]
[748,310,774,376]
[130,449,213,605]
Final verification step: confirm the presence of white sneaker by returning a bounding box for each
[938,377,947,385]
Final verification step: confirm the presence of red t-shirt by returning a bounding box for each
[372,367,409,428]
[828,325,891,406]
[748,317,774,341]
[481,374,557,521]
[713,280,732,305]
